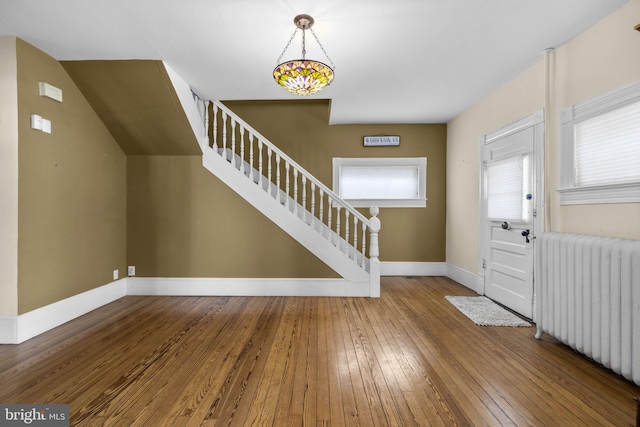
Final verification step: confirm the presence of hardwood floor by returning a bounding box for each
[1,276,638,426]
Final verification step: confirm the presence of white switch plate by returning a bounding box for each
[128,266,135,276]
[42,118,51,134]
[31,114,42,130]
[113,269,119,280]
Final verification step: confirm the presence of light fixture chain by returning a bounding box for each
[301,29,306,59]
[310,27,335,69]
[276,28,299,64]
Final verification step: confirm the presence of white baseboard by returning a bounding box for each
[379,261,482,294]
[127,277,371,297]
[0,264,481,344]
[445,263,481,294]
[381,262,446,276]
[0,279,127,344]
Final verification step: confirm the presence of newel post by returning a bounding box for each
[369,206,381,298]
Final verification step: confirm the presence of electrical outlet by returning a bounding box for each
[113,269,119,280]
[128,266,135,276]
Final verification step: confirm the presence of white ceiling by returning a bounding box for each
[0,0,628,124]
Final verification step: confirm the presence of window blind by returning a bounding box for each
[340,165,419,199]
[487,156,525,221]
[574,100,640,186]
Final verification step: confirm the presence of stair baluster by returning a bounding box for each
[249,134,254,176]
[239,125,245,175]
[212,104,218,150]
[345,210,350,255]
[231,118,236,163]
[276,153,281,202]
[285,162,291,210]
[221,111,228,160]
[327,198,332,242]
[353,216,358,261]
[293,169,299,216]
[267,147,273,195]
[302,175,307,222]
[319,189,324,236]
[361,222,367,267]
[310,182,316,228]
[335,205,341,247]
[204,100,210,149]
[258,140,263,188]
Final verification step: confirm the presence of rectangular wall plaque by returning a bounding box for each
[364,136,400,147]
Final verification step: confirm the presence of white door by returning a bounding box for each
[480,112,543,319]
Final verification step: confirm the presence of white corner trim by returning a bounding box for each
[0,279,128,344]
[127,277,371,297]
[446,263,482,294]
[380,262,446,276]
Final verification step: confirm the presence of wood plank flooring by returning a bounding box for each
[1,276,638,426]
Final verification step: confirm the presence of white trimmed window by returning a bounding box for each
[558,80,640,205]
[332,157,427,208]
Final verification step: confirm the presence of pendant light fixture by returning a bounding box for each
[273,14,335,96]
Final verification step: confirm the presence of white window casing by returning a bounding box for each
[332,157,427,208]
[558,80,640,205]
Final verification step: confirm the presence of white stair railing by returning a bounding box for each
[208,100,380,278]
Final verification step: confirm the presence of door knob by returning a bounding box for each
[521,229,535,243]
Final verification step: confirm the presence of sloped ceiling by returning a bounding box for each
[62,60,200,155]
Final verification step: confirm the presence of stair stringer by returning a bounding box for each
[202,146,370,283]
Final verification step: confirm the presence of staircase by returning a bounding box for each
[192,99,381,297]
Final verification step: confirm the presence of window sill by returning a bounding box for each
[557,182,640,205]
[343,198,427,208]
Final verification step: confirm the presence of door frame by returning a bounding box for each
[477,109,545,321]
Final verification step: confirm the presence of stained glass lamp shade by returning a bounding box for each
[273,15,335,96]
[273,60,334,96]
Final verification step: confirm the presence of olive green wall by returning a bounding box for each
[126,100,446,278]
[126,155,338,278]
[62,60,201,156]
[17,39,127,313]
